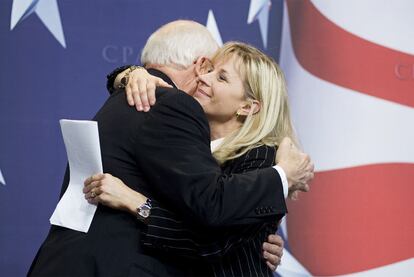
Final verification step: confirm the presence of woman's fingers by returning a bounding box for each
[155,78,173,88]
[84,173,105,186]
[84,184,100,198]
[147,81,157,106]
[263,234,283,271]
[136,79,150,111]
[83,174,106,195]
[127,72,169,111]
[267,234,284,246]
[264,250,281,270]
[266,260,277,272]
[263,242,283,258]
[86,196,99,205]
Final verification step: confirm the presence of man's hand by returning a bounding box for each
[114,67,172,112]
[276,137,314,195]
[263,234,284,271]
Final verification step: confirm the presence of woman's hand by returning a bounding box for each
[83,173,146,214]
[262,234,284,271]
[115,67,172,112]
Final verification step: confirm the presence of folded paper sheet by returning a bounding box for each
[50,119,102,232]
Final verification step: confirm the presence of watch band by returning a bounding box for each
[136,198,152,223]
[119,65,144,89]
[106,65,132,95]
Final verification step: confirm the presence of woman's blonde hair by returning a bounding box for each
[212,42,297,165]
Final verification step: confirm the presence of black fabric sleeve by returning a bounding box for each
[133,89,287,227]
[106,65,133,95]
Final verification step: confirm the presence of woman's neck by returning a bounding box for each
[208,118,242,140]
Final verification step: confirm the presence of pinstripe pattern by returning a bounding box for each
[142,145,283,276]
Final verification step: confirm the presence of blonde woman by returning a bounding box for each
[83,42,306,276]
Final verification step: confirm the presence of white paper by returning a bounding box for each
[50,119,103,232]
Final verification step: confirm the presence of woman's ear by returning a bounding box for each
[237,99,261,116]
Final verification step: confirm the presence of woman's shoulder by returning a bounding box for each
[224,145,277,173]
[241,145,276,160]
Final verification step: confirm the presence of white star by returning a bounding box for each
[0,169,5,185]
[10,0,66,48]
[206,10,223,46]
[247,0,272,48]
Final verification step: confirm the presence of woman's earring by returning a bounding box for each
[236,111,241,118]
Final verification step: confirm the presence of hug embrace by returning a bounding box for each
[29,20,314,277]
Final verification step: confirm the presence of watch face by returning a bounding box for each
[140,210,150,218]
[139,205,151,218]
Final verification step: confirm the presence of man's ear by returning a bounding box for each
[194,56,212,76]
[237,99,261,116]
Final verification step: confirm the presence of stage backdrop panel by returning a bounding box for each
[1,1,413,276]
[0,0,283,276]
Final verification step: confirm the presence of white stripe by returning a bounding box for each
[335,258,414,277]
[241,149,252,173]
[236,251,244,277]
[144,233,201,244]
[150,215,183,223]
[279,3,414,171]
[247,240,259,277]
[311,0,414,55]
[144,243,196,253]
[212,264,218,277]
[279,216,287,239]
[147,224,188,232]
[229,257,235,277]
[206,10,223,46]
[257,146,268,169]
[0,169,5,185]
[276,248,311,277]
[220,261,226,276]
[242,245,252,275]
[146,231,243,257]
[251,147,260,169]
[253,237,264,274]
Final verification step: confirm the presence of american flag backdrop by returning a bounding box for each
[277,1,414,276]
[0,0,413,276]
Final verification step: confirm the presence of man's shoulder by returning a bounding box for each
[151,87,210,139]
[154,88,206,119]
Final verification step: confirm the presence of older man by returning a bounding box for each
[29,20,313,276]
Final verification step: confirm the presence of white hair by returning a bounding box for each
[141,20,219,69]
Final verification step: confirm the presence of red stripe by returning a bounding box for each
[286,0,414,108]
[286,163,414,275]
